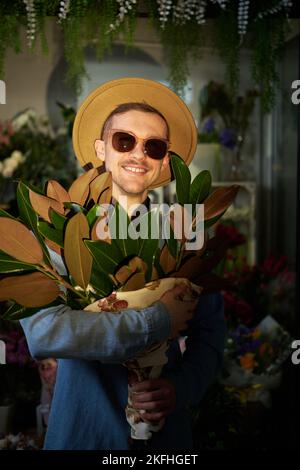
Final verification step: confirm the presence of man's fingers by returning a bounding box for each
[130,388,168,403]
[130,379,161,393]
[131,399,167,411]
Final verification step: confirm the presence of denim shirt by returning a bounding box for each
[20,250,226,450]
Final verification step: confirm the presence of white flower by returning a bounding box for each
[10,150,25,164]
[11,108,37,132]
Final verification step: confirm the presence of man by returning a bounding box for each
[20,78,226,450]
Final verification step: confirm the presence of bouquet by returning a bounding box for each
[222,316,292,408]
[0,153,238,439]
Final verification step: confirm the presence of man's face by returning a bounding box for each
[94,110,170,201]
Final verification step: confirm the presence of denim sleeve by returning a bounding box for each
[163,293,226,411]
[20,300,170,364]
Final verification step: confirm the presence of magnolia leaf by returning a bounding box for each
[2,302,42,321]
[0,217,44,265]
[45,239,62,256]
[111,204,139,258]
[119,272,146,292]
[151,266,159,281]
[49,208,67,231]
[29,190,64,223]
[68,168,98,205]
[204,185,239,220]
[64,212,92,289]
[0,251,34,273]
[115,256,147,284]
[190,170,212,207]
[0,272,60,307]
[91,214,111,243]
[17,182,51,265]
[173,254,205,279]
[98,185,112,205]
[89,172,112,204]
[170,153,191,205]
[159,243,176,274]
[85,239,123,278]
[87,204,101,227]
[0,208,15,219]
[89,264,114,297]
[64,202,87,214]
[38,221,64,248]
[47,180,71,205]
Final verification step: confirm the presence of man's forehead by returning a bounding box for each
[110,109,168,136]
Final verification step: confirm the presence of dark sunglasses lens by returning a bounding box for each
[112,132,136,153]
[145,139,167,160]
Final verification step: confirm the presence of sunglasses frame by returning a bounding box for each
[108,128,170,160]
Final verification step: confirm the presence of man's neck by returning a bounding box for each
[112,187,149,217]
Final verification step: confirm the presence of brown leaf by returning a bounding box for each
[151,266,159,281]
[68,168,98,205]
[29,190,64,223]
[47,180,70,206]
[173,255,205,279]
[45,239,62,256]
[192,273,233,293]
[0,272,60,307]
[120,272,146,292]
[64,212,92,289]
[98,186,112,205]
[0,217,44,265]
[160,244,176,274]
[115,257,147,284]
[88,172,112,204]
[204,185,240,221]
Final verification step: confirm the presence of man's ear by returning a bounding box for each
[94,139,105,162]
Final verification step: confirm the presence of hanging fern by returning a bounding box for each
[0,0,295,111]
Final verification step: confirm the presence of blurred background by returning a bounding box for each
[0,1,299,450]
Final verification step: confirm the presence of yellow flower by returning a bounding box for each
[251,328,261,339]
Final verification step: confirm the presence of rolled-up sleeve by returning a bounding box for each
[20,300,170,363]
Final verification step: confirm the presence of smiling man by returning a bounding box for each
[20,78,226,450]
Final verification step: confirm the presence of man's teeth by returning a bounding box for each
[124,166,147,173]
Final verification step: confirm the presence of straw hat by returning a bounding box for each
[72,77,198,189]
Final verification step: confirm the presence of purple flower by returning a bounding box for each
[219,128,236,150]
[202,117,215,133]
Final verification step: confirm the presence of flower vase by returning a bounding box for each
[189,143,221,181]
[84,277,202,441]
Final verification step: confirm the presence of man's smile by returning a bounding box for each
[122,165,149,175]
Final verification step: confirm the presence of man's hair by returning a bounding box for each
[100,102,170,140]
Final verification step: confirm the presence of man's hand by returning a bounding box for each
[129,376,176,422]
[159,283,198,338]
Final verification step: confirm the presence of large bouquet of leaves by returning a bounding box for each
[0,153,238,320]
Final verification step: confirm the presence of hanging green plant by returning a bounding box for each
[0,0,295,111]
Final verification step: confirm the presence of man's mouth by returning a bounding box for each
[122,165,148,174]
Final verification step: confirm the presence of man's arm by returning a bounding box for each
[20,301,170,364]
[163,292,226,411]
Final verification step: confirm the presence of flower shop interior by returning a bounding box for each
[0,1,299,452]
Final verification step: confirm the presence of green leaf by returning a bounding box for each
[136,210,160,282]
[64,202,87,214]
[2,300,59,321]
[204,210,226,229]
[86,204,100,228]
[89,264,114,297]
[170,152,191,205]
[84,239,123,279]
[17,182,51,265]
[38,221,64,248]
[49,208,67,231]
[0,208,15,219]
[0,251,35,273]
[190,170,212,208]
[110,203,139,258]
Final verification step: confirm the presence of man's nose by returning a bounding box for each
[129,141,147,160]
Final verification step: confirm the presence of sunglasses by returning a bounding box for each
[109,129,169,160]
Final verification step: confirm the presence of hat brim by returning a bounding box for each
[72,77,198,189]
